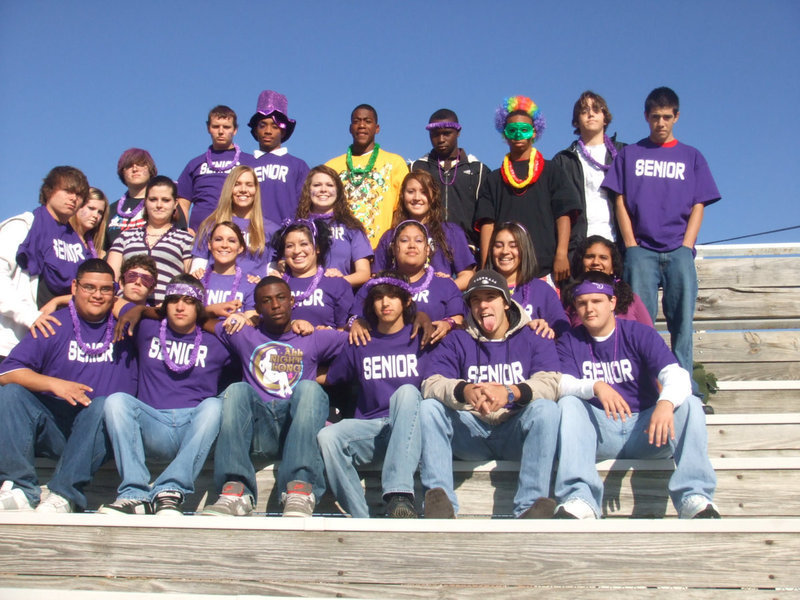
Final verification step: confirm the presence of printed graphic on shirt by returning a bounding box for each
[68,341,115,364]
[339,162,396,242]
[467,361,524,385]
[634,159,685,180]
[249,341,304,399]
[53,238,85,263]
[363,353,418,380]
[254,164,289,183]
[581,359,634,383]
[148,336,209,368]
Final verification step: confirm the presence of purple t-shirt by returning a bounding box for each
[178,147,255,231]
[557,318,678,413]
[314,216,373,276]
[326,324,425,419]
[510,278,570,336]
[0,306,137,400]
[602,139,720,252]
[373,222,475,276]
[422,326,561,386]
[203,270,257,312]
[285,274,354,328]
[214,323,346,403]
[354,270,464,322]
[16,206,86,296]
[241,150,309,223]
[133,319,230,409]
[192,214,275,277]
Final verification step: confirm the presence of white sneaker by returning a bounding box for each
[36,491,74,513]
[0,480,34,511]
[680,494,721,519]
[555,497,598,519]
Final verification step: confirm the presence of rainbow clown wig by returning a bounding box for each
[494,95,546,141]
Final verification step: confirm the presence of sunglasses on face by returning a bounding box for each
[123,271,156,288]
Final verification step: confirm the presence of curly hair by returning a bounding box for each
[271,218,333,273]
[296,165,366,234]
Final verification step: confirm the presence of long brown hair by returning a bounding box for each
[391,170,453,263]
[296,165,366,234]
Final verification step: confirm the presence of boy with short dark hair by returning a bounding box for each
[325,104,408,246]
[177,105,253,232]
[602,87,720,385]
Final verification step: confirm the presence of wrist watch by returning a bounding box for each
[504,384,515,404]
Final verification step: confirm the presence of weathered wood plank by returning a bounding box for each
[656,288,800,322]
[696,243,800,258]
[708,390,800,414]
[692,330,800,363]
[0,517,797,589]
[704,361,800,381]
[695,256,800,288]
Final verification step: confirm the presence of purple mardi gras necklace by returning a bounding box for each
[159,319,203,373]
[577,135,618,172]
[509,280,530,309]
[115,193,146,219]
[410,266,434,293]
[437,156,459,186]
[86,239,98,259]
[205,144,241,173]
[69,299,114,356]
[284,266,324,302]
[202,265,242,303]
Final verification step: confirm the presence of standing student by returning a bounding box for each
[107,176,194,303]
[409,109,489,249]
[295,165,373,288]
[419,270,562,519]
[325,104,409,246]
[553,91,625,252]
[602,87,721,384]
[474,96,580,281]
[177,105,253,232]
[319,273,425,518]
[243,90,310,223]
[200,277,347,517]
[373,170,476,290]
[0,259,137,513]
[99,275,230,516]
[71,187,108,260]
[555,271,719,519]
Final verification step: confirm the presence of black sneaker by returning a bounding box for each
[153,490,184,517]
[519,497,557,519]
[98,497,153,515]
[554,506,578,519]
[423,488,455,519]
[693,504,722,519]
[385,494,417,518]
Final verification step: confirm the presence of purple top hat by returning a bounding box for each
[247,90,296,142]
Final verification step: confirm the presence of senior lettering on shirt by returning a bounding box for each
[466,361,525,385]
[362,354,419,380]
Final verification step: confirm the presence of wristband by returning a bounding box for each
[443,317,456,330]
[346,315,358,329]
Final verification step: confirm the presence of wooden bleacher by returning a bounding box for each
[0,243,798,597]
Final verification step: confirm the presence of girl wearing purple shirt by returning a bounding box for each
[564,235,653,328]
[373,170,476,290]
[191,165,275,278]
[295,165,373,288]
[100,275,230,516]
[486,221,570,336]
[318,274,424,518]
[70,187,108,260]
[272,218,354,329]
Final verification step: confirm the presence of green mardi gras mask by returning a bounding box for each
[503,122,535,141]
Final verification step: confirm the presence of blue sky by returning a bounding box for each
[1,0,798,244]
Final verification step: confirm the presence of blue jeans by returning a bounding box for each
[0,383,110,509]
[624,245,697,386]
[213,380,329,501]
[419,398,560,517]
[317,384,422,518]
[104,392,222,501]
[555,395,717,517]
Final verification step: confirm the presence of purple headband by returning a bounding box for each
[280,218,318,246]
[164,283,205,303]
[573,281,615,297]
[425,121,462,131]
[363,276,414,295]
[393,219,430,242]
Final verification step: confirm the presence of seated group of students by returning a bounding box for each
[0,252,719,520]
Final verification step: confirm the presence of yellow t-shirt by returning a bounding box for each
[325,148,409,247]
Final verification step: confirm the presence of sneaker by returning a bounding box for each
[98,497,153,515]
[153,490,184,517]
[518,497,557,519]
[35,491,74,513]
[423,488,455,519]
[554,498,597,520]
[202,481,254,516]
[0,481,34,511]
[281,480,315,517]
[385,494,417,518]
[680,494,721,519]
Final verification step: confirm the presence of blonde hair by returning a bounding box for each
[196,165,266,257]
[71,187,109,253]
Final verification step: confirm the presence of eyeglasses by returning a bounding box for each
[76,281,115,296]
[123,270,156,288]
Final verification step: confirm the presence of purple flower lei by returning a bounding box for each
[202,266,242,303]
[284,266,324,302]
[205,144,241,173]
[115,193,145,219]
[410,266,434,293]
[69,299,115,356]
[577,135,618,172]
[363,276,414,295]
[509,280,530,308]
[159,318,203,373]
[86,239,98,259]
